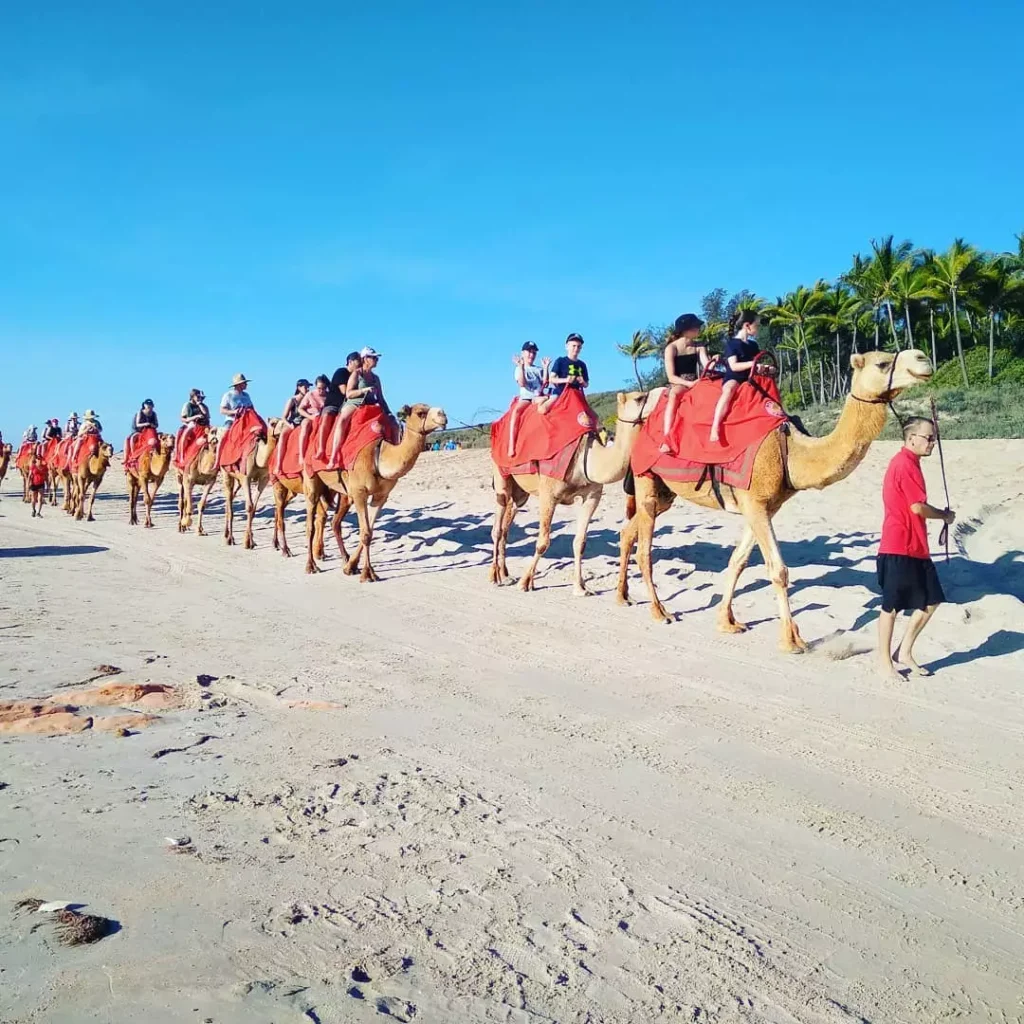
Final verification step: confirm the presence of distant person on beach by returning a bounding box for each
[709,311,760,443]
[876,417,956,681]
[508,340,551,457]
[660,313,707,454]
[28,455,46,516]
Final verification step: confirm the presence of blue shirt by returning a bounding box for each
[221,389,254,423]
[550,356,588,396]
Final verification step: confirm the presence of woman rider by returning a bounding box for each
[709,310,761,444]
[179,389,210,453]
[659,313,707,454]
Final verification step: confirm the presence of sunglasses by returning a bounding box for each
[911,434,936,443]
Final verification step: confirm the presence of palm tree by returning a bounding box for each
[617,330,658,390]
[844,253,881,348]
[867,235,914,348]
[977,262,1024,379]
[890,259,937,351]
[818,283,861,396]
[927,239,983,387]
[765,284,828,402]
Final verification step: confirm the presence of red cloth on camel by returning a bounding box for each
[52,437,74,472]
[73,434,100,472]
[271,422,303,481]
[40,438,60,467]
[173,424,210,471]
[16,442,37,471]
[303,406,398,475]
[490,389,597,478]
[631,376,789,490]
[216,408,267,470]
[124,426,160,471]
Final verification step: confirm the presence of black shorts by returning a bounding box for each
[623,466,635,496]
[877,554,945,613]
[322,406,339,416]
[29,483,44,493]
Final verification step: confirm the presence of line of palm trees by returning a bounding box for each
[621,233,1024,405]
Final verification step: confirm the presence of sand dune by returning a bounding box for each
[1,440,1022,1022]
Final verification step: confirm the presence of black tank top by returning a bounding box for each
[673,349,699,378]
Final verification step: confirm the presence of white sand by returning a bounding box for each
[1,440,1022,1023]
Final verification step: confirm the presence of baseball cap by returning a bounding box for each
[360,346,381,359]
[565,333,584,344]
[521,341,539,352]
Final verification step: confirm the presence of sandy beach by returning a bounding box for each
[1,440,1022,1023]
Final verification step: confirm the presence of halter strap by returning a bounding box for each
[848,350,906,428]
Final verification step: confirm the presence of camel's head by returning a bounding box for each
[1,444,11,456]
[158,433,174,454]
[616,388,664,424]
[399,403,448,435]
[98,442,115,460]
[850,349,932,402]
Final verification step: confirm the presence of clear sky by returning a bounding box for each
[2,1,1022,440]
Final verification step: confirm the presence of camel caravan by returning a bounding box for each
[5,322,936,652]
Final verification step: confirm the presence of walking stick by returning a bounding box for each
[930,396,951,562]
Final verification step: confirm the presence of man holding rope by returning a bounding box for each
[876,416,956,681]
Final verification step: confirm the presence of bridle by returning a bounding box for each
[849,349,907,429]
[583,389,652,483]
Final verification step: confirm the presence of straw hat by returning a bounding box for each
[231,373,251,387]
[84,409,98,420]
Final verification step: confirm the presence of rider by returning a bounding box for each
[179,388,210,452]
[709,311,760,444]
[508,341,550,458]
[220,373,255,423]
[65,412,80,438]
[542,333,589,412]
[281,379,311,428]
[41,418,63,442]
[331,347,384,464]
[316,352,361,461]
[22,425,39,444]
[133,399,159,435]
[296,375,328,464]
[660,313,707,454]
[71,410,102,463]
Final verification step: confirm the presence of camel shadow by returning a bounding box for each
[0,544,108,558]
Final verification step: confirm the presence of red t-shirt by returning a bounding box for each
[879,447,930,559]
[29,465,47,487]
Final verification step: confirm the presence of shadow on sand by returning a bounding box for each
[0,544,108,558]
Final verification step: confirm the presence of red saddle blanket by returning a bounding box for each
[216,408,267,470]
[491,389,597,477]
[73,434,101,472]
[40,438,60,467]
[173,424,210,471]
[16,442,37,471]
[304,406,398,475]
[271,422,304,481]
[124,427,160,471]
[52,437,75,472]
[631,376,789,491]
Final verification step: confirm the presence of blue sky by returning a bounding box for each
[2,1,1022,440]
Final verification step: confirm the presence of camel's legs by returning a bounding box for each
[571,487,602,596]
[303,478,326,573]
[617,511,641,605]
[312,497,327,560]
[634,476,672,623]
[733,512,805,652]
[715,524,759,633]
[243,479,264,550]
[223,474,236,545]
[333,491,352,566]
[127,476,138,526]
[489,475,514,585]
[196,478,215,535]
[143,479,155,528]
[346,491,384,582]
[87,481,99,521]
[274,486,294,557]
[518,490,557,592]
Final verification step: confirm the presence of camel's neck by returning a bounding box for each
[585,420,642,485]
[378,428,426,481]
[787,395,889,491]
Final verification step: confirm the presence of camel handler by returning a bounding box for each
[220,373,255,423]
[876,416,956,682]
[28,455,47,517]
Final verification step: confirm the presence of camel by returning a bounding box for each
[270,429,330,562]
[0,443,11,498]
[126,433,175,528]
[221,421,279,549]
[303,403,448,579]
[16,445,37,503]
[489,389,661,596]
[176,430,220,535]
[617,350,933,652]
[69,442,115,522]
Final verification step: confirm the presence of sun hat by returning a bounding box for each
[521,341,539,352]
[84,410,98,420]
[673,313,705,335]
[359,346,381,359]
[231,373,251,387]
[70,411,79,418]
